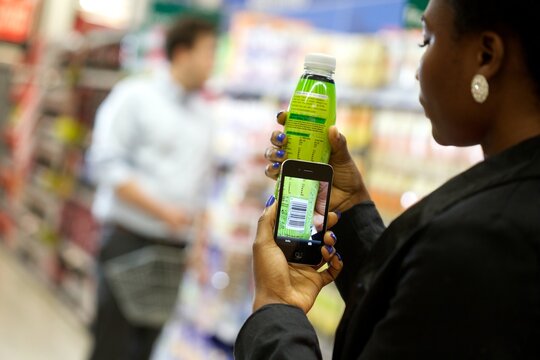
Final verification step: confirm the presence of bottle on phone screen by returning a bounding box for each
[274,159,333,265]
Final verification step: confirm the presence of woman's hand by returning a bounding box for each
[252,196,343,314]
[265,111,370,213]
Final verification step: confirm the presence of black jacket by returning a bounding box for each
[235,136,540,359]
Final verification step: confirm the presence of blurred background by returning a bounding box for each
[0,0,483,359]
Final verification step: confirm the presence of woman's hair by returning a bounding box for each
[447,0,540,92]
[165,17,216,61]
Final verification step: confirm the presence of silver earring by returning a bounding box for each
[471,74,489,103]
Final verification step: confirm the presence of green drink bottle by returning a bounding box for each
[275,54,336,241]
[285,53,337,163]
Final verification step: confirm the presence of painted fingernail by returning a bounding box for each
[325,245,333,254]
[336,252,342,261]
[276,132,286,143]
[265,195,275,207]
[276,111,284,119]
[330,232,337,243]
[276,150,285,158]
[336,210,342,219]
[272,162,280,169]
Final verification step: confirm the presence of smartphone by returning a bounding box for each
[274,159,333,265]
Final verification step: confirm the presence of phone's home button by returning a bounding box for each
[294,251,303,259]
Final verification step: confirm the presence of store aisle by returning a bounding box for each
[0,246,91,360]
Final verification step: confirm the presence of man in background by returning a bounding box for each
[87,17,217,360]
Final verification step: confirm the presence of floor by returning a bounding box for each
[0,245,91,360]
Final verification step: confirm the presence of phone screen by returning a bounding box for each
[276,175,329,246]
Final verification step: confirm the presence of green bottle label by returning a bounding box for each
[285,75,336,163]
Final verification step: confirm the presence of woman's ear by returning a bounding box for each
[476,31,505,79]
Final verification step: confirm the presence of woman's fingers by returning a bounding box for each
[320,230,342,283]
[264,146,287,162]
[321,252,343,284]
[276,111,287,126]
[325,230,337,247]
[254,200,278,248]
[326,212,339,229]
[264,112,287,180]
[321,229,338,257]
[265,162,281,180]
[270,130,287,147]
[322,231,337,259]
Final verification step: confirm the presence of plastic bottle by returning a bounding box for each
[284,53,337,163]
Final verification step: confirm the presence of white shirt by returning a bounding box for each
[87,68,214,240]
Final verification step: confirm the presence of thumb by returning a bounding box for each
[328,126,352,165]
[255,197,278,245]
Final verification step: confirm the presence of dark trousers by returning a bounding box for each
[88,225,184,360]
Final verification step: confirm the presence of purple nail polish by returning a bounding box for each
[330,232,337,243]
[272,162,280,169]
[276,150,285,158]
[336,252,342,261]
[265,195,275,207]
[325,245,333,254]
[277,133,286,143]
[336,210,342,219]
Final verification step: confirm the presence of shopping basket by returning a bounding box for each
[104,245,187,327]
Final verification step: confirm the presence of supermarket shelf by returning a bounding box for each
[78,68,125,90]
[8,235,95,324]
[341,86,422,111]
[13,228,59,286]
[70,189,94,210]
[1,29,123,332]
[222,82,422,111]
[11,191,96,322]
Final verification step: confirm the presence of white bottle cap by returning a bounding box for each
[304,53,336,73]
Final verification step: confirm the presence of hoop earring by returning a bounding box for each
[471,74,489,104]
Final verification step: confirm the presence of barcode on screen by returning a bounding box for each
[286,197,308,231]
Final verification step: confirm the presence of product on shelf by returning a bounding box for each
[366,109,483,221]
[224,12,311,93]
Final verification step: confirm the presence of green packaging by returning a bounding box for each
[285,53,337,163]
[275,53,336,242]
[277,176,320,240]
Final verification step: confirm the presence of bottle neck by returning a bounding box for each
[304,67,334,79]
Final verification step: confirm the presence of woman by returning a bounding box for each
[235,0,540,358]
